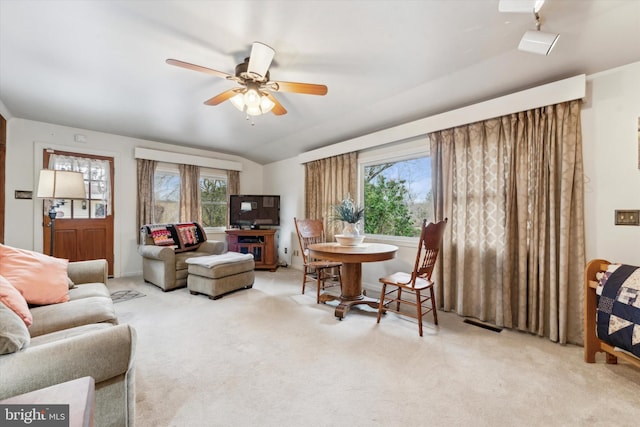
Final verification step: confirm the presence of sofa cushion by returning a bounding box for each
[29,323,113,347]
[0,301,30,354]
[0,274,33,327]
[0,244,69,305]
[29,296,118,338]
[68,283,112,300]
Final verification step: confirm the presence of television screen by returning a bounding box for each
[229,195,280,228]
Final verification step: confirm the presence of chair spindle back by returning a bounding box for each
[412,218,448,286]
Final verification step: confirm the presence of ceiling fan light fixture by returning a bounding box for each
[259,95,275,114]
[230,93,245,112]
[246,105,262,116]
[243,88,261,108]
[247,42,275,80]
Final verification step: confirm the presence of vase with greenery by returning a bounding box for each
[331,193,364,236]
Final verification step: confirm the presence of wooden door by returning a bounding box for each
[42,150,115,276]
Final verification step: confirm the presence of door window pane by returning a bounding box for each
[47,154,112,219]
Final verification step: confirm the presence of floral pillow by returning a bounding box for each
[0,244,69,305]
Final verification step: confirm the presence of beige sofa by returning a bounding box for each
[139,223,225,291]
[0,259,136,427]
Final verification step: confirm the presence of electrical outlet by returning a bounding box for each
[284,247,288,254]
[615,210,640,226]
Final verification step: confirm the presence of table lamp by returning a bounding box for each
[36,170,87,255]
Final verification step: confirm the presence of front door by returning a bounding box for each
[42,149,115,276]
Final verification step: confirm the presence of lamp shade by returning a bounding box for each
[36,170,87,199]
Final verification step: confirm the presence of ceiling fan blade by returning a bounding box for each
[166,59,232,79]
[204,89,241,106]
[247,42,275,80]
[271,81,328,96]
[265,93,287,115]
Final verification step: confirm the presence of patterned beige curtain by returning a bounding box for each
[429,99,585,344]
[136,159,156,243]
[179,164,201,223]
[227,170,239,227]
[304,152,357,240]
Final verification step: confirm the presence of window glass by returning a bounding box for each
[200,173,227,228]
[154,168,180,223]
[152,165,228,227]
[48,154,112,219]
[363,156,432,237]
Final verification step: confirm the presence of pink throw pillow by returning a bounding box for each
[0,245,69,305]
[0,274,33,327]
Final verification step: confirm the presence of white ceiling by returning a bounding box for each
[1,0,639,165]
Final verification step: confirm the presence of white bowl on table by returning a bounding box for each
[335,234,365,246]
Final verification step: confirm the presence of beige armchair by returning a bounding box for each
[138,223,225,291]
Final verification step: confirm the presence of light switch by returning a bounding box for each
[615,210,640,226]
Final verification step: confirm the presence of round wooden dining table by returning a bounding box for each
[307,242,398,319]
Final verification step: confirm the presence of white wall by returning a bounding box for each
[582,62,640,266]
[262,157,304,268]
[4,118,264,277]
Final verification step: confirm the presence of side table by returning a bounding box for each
[0,376,95,427]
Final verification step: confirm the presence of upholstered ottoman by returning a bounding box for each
[185,252,255,300]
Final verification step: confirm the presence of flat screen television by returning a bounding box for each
[229,195,280,228]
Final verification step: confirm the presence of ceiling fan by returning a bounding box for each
[166,42,328,116]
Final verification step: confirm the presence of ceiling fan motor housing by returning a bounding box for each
[236,58,270,83]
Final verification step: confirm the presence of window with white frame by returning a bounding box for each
[153,165,180,224]
[153,164,228,228]
[199,171,227,228]
[360,144,432,238]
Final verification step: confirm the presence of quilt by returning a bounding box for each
[596,263,640,358]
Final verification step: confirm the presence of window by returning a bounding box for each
[153,164,228,228]
[200,171,227,228]
[360,149,432,238]
[47,152,113,219]
[153,166,180,224]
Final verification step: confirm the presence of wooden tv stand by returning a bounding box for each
[225,229,278,271]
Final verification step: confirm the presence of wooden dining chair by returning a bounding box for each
[294,217,343,303]
[377,218,448,336]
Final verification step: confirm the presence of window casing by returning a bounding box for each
[359,143,431,239]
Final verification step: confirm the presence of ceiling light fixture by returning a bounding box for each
[499,0,559,55]
[229,83,275,119]
[518,12,559,55]
[498,0,545,13]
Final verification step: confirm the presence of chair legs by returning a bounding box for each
[429,286,438,325]
[303,266,342,304]
[376,283,387,325]
[377,283,438,337]
[316,268,322,304]
[301,267,308,296]
[416,289,423,337]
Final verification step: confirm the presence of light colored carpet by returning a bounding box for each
[108,268,640,427]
